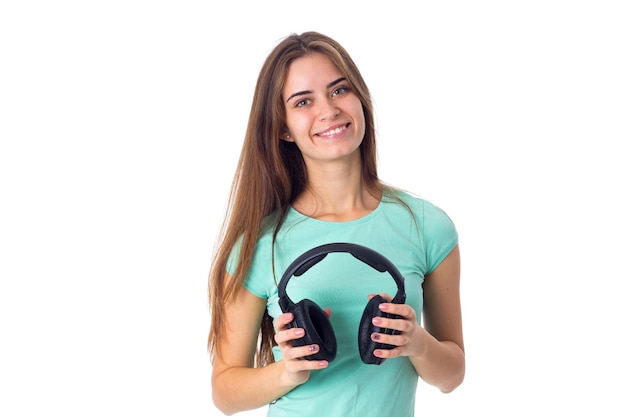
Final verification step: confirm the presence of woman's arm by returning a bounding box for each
[211,274,329,415]
[370,245,465,393]
[410,244,464,392]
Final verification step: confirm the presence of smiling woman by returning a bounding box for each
[207,31,464,417]
[281,54,366,170]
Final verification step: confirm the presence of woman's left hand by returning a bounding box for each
[369,246,465,393]
[368,293,425,360]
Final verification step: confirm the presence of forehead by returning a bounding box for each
[283,53,344,92]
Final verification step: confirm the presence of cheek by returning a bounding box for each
[347,98,366,122]
[285,113,311,134]
[352,104,367,130]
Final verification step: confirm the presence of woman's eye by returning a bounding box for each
[295,98,311,107]
[332,86,349,96]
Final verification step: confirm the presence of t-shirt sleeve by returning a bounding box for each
[226,236,270,299]
[422,200,458,274]
[225,237,241,277]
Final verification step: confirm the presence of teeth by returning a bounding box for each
[317,125,346,137]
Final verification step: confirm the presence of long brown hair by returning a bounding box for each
[208,31,382,367]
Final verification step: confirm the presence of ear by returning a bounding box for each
[280,131,294,142]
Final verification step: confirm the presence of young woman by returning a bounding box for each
[208,31,464,416]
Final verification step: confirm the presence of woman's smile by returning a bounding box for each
[314,123,351,138]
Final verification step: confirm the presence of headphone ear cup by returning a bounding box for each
[358,295,399,365]
[288,299,337,361]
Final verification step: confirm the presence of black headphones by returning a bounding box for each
[278,242,406,365]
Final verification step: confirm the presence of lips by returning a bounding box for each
[315,123,350,138]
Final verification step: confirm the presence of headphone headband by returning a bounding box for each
[278,242,406,312]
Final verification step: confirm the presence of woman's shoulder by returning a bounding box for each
[383,187,434,211]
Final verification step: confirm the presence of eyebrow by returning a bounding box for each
[285,77,347,103]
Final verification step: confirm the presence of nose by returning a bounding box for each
[318,97,340,121]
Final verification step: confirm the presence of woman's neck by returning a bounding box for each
[292,161,382,222]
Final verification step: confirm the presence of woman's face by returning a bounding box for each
[281,53,366,166]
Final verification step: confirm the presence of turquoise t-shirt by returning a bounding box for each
[229,191,458,417]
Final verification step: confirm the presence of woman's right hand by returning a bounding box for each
[273,311,330,386]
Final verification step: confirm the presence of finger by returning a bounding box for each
[285,354,329,371]
[379,302,416,320]
[371,331,410,348]
[372,315,411,333]
[290,359,329,370]
[283,343,322,361]
[273,312,294,331]
[323,308,332,318]
[373,346,398,360]
[274,327,305,345]
[367,292,392,301]
[282,345,329,370]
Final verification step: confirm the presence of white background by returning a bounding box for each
[1,1,625,416]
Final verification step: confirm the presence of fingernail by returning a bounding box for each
[372,333,381,341]
[372,317,382,325]
[379,303,389,311]
[294,329,304,336]
[309,344,319,352]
